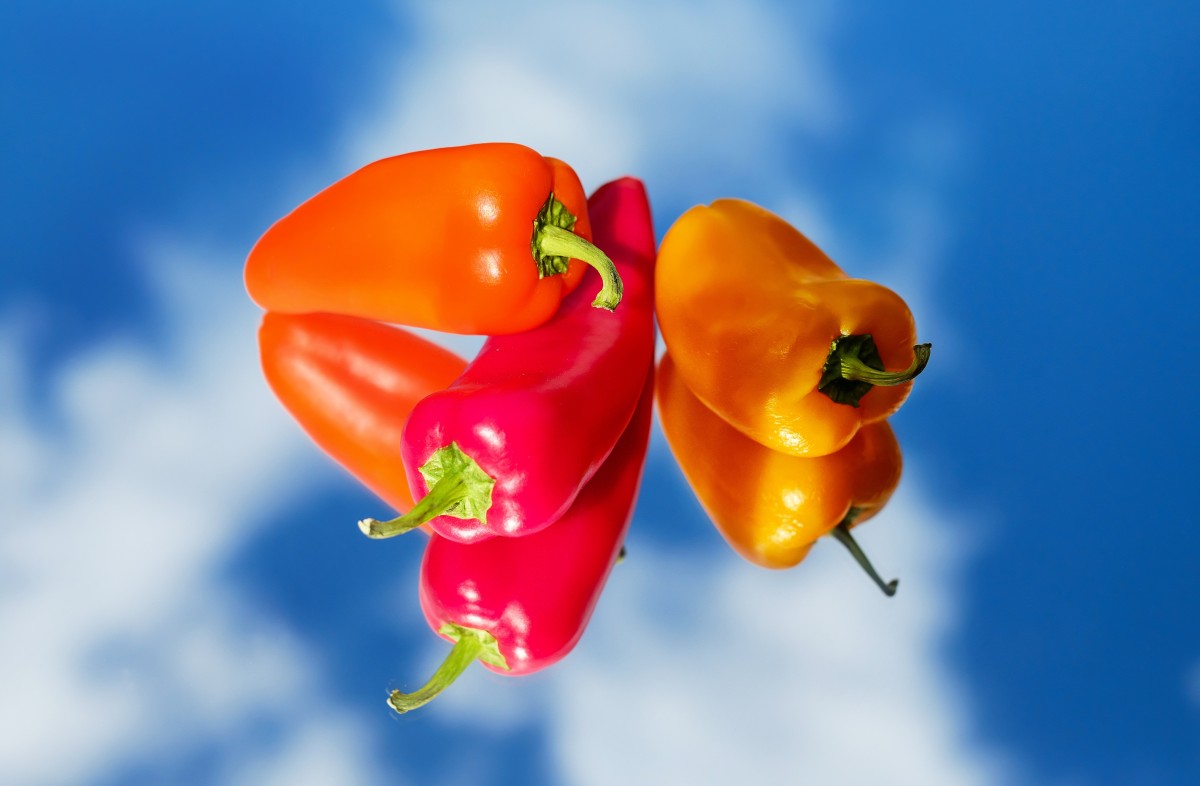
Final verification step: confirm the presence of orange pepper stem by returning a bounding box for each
[535,224,624,311]
[819,334,932,407]
[830,519,898,597]
[387,623,509,715]
[358,443,495,539]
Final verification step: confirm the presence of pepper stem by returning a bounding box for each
[818,334,932,407]
[387,624,508,714]
[830,520,898,597]
[358,472,469,538]
[358,443,495,538]
[536,224,624,311]
[841,343,931,386]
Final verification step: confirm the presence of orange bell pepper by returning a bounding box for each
[244,142,622,335]
[655,198,930,457]
[656,353,901,595]
[258,311,467,513]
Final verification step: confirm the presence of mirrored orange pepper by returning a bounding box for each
[655,198,930,457]
[656,353,902,595]
[258,311,467,513]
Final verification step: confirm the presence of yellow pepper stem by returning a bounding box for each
[841,343,931,386]
[819,334,932,407]
[830,520,898,597]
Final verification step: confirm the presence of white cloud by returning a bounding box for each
[0,247,395,785]
[348,0,841,199]
[222,711,386,786]
[542,472,1008,785]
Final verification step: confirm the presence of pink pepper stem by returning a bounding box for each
[359,443,494,538]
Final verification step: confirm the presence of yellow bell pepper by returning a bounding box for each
[655,198,930,457]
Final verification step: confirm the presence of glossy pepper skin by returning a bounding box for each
[244,142,623,335]
[386,362,654,713]
[655,198,930,458]
[657,353,901,593]
[258,312,467,513]
[358,177,656,543]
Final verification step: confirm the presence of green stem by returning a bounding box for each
[359,443,495,538]
[536,224,624,311]
[818,335,932,407]
[387,635,482,714]
[840,343,931,386]
[358,472,470,539]
[387,624,509,715]
[830,521,898,597]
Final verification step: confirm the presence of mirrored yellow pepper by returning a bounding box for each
[656,353,901,594]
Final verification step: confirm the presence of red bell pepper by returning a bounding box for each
[386,360,655,713]
[358,177,657,543]
[258,312,467,512]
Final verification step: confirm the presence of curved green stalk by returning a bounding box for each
[358,443,494,539]
[358,472,468,538]
[536,224,624,311]
[387,624,508,715]
[818,334,932,407]
[840,342,931,386]
[830,520,898,597]
[530,193,623,311]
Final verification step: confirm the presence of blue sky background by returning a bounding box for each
[2,2,1198,784]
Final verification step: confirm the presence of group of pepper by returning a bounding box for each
[244,142,930,714]
[655,199,930,594]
